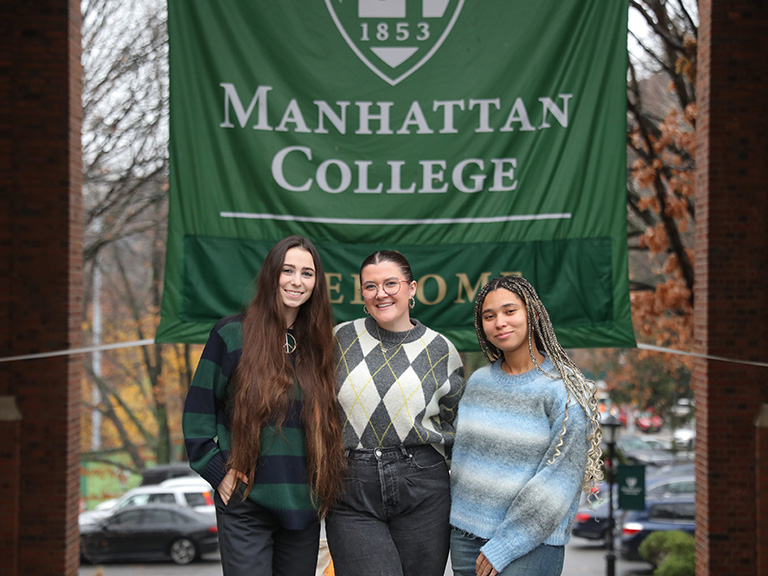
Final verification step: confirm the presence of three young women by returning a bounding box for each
[326,250,466,576]
[449,276,603,576]
[182,235,345,576]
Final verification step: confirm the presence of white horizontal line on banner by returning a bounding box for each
[0,339,156,363]
[219,212,572,225]
[636,343,768,368]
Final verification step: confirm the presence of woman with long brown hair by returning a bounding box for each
[183,235,345,575]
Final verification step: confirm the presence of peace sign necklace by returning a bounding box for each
[285,331,297,354]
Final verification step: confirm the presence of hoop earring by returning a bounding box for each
[363,305,369,315]
[409,297,415,309]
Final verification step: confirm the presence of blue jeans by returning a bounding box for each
[450,526,565,576]
[326,445,451,576]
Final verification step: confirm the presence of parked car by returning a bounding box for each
[648,461,695,478]
[637,435,672,451]
[141,463,198,486]
[571,499,613,542]
[618,496,695,561]
[572,471,694,544]
[617,435,676,468]
[80,503,218,565]
[157,476,210,489]
[673,424,696,449]
[646,473,695,499]
[671,398,694,418]
[635,410,663,433]
[79,477,214,527]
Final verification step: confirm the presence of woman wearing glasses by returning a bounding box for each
[326,250,465,576]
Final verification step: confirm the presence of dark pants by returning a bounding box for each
[214,490,320,576]
[326,445,451,576]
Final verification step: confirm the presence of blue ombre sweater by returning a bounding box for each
[449,357,588,572]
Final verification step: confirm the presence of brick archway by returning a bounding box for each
[0,1,83,575]
[0,1,766,575]
[694,1,768,574]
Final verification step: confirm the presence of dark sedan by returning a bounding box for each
[571,499,613,541]
[572,470,695,545]
[618,496,695,561]
[80,503,218,565]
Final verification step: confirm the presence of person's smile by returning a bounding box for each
[283,288,306,300]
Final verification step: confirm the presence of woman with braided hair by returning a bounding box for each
[449,275,603,576]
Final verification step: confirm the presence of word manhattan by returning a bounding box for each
[218,84,572,194]
[219,84,573,135]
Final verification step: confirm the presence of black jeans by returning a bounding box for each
[326,445,451,576]
[214,490,319,576]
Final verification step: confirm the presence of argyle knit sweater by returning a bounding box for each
[334,317,465,455]
[449,358,589,572]
[182,315,318,530]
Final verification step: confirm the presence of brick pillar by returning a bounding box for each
[0,398,22,574]
[0,1,83,575]
[757,406,768,575]
[694,1,768,574]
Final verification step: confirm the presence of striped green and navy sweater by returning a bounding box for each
[182,314,317,530]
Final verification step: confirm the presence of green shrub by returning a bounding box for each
[654,555,695,576]
[638,531,695,576]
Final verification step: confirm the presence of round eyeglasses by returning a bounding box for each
[361,278,409,299]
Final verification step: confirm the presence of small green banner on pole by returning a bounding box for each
[617,464,646,511]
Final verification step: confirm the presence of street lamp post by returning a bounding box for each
[602,414,621,576]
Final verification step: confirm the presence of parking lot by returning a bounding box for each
[79,431,688,576]
[79,541,654,576]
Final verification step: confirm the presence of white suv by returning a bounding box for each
[79,477,214,527]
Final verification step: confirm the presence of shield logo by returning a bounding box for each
[325,0,465,86]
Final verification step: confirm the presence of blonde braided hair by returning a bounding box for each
[473,276,604,496]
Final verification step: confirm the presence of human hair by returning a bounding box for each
[360,250,414,282]
[229,235,344,515]
[473,275,604,496]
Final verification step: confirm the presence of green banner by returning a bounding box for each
[618,464,646,511]
[158,0,635,350]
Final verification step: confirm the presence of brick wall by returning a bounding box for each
[695,1,768,574]
[1,0,767,575]
[757,408,768,574]
[0,1,83,575]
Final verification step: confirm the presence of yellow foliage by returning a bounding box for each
[81,303,204,462]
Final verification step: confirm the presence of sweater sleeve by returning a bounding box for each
[481,402,589,572]
[436,340,466,445]
[182,318,240,490]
